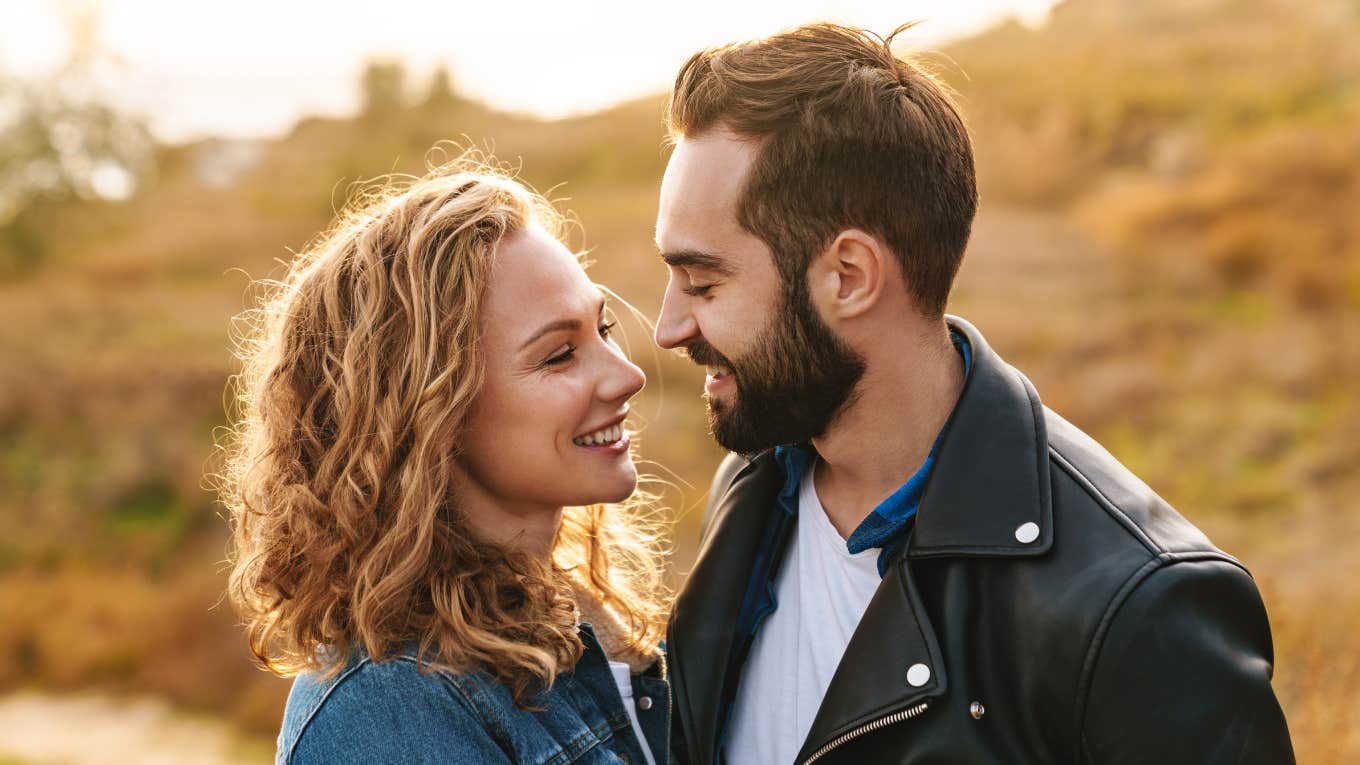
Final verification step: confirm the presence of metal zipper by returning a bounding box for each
[665,678,674,763]
[797,701,930,765]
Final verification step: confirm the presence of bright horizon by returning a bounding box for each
[1,0,1060,144]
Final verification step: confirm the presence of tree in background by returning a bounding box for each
[360,59,409,120]
[424,64,460,110]
[0,2,154,274]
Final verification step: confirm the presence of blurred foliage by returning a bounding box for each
[0,0,1357,760]
[0,3,153,269]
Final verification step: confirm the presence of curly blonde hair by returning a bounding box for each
[218,157,669,703]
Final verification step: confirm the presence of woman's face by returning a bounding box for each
[456,223,646,545]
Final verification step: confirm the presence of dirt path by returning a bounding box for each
[0,692,270,765]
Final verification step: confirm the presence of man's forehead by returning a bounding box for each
[663,132,755,199]
[658,132,755,247]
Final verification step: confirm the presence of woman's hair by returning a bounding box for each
[217,156,668,703]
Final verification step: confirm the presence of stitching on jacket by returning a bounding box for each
[1022,371,1052,534]
[438,665,519,759]
[1050,443,1251,573]
[1048,444,1163,556]
[285,656,373,764]
[1071,555,1249,762]
[286,657,373,763]
[552,724,610,765]
[1072,553,1168,761]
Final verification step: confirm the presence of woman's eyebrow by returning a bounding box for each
[518,296,608,352]
[519,318,581,351]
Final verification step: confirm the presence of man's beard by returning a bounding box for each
[686,288,866,455]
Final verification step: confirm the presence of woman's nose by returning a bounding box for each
[601,345,646,403]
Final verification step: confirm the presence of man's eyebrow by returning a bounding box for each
[659,249,734,275]
[517,296,607,352]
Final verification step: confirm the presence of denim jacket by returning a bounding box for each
[277,624,670,764]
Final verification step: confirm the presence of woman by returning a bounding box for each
[220,158,670,764]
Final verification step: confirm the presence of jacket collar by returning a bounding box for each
[719,314,1054,559]
[668,452,784,764]
[907,315,1053,558]
[797,315,1054,759]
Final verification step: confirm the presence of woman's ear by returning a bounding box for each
[808,229,886,320]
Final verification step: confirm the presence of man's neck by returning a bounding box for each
[810,321,965,539]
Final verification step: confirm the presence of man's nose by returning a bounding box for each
[654,280,698,349]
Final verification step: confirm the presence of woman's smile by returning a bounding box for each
[572,411,631,454]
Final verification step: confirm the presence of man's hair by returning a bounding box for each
[666,22,977,316]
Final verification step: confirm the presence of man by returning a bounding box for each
[654,22,1293,765]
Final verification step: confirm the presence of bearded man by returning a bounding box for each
[653,22,1293,765]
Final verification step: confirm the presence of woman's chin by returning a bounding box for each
[586,470,639,505]
[606,476,640,504]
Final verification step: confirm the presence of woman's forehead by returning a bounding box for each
[484,226,599,331]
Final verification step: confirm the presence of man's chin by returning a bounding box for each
[708,407,774,455]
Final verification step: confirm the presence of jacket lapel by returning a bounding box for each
[794,551,947,763]
[667,452,784,764]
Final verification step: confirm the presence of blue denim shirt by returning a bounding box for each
[277,624,669,765]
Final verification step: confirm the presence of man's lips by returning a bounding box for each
[704,365,734,396]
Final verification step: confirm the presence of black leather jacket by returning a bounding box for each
[667,317,1293,764]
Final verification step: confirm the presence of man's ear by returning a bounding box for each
[808,229,886,320]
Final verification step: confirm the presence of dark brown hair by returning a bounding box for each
[666,22,977,316]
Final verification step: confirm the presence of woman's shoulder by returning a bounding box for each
[277,647,511,765]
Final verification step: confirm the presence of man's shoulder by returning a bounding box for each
[1042,406,1229,563]
[700,451,771,544]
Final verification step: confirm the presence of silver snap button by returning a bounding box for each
[906,663,931,687]
[637,695,653,711]
[970,701,986,719]
[1015,522,1040,544]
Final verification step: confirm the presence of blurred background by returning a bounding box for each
[1,0,1356,762]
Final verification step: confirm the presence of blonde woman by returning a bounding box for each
[220,159,670,764]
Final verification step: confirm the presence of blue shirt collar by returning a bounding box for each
[773,330,973,575]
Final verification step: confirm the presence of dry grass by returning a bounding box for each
[1,0,1356,757]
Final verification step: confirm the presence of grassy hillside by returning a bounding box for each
[1,0,1356,758]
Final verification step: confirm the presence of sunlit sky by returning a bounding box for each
[2,0,1060,144]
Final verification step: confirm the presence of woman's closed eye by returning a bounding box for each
[542,321,617,367]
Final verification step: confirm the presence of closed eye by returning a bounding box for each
[682,284,713,297]
[543,345,576,366]
[542,320,617,367]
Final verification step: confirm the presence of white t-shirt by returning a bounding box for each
[608,660,659,765]
[724,462,883,765]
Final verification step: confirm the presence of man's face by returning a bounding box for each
[654,131,865,454]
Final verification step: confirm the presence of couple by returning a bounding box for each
[223,23,1293,765]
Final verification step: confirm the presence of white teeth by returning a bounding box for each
[574,424,624,447]
[707,365,730,378]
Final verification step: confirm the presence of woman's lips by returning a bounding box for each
[572,420,630,455]
[574,434,630,455]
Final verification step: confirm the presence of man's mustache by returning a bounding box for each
[683,338,734,370]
